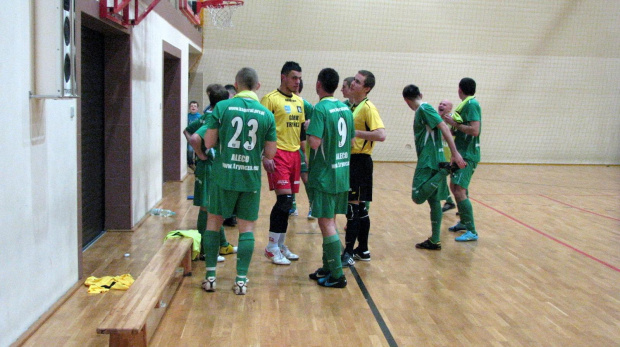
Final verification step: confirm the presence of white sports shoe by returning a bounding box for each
[280,245,299,260]
[202,277,216,292]
[265,247,291,265]
[233,280,247,295]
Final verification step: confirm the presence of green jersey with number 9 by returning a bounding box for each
[306,97,355,193]
[200,92,277,192]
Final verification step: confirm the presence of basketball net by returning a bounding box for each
[205,1,243,29]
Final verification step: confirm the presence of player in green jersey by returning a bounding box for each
[341,76,354,108]
[437,99,458,213]
[307,68,355,288]
[403,84,466,250]
[196,67,277,295]
[441,78,482,242]
[186,84,235,262]
[290,79,315,218]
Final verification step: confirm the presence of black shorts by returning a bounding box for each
[349,154,373,201]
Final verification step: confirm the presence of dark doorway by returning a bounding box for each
[80,26,105,247]
[162,46,182,182]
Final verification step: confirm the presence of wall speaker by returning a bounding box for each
[34,0,77,98]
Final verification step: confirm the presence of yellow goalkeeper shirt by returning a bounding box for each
[261,89,306,152]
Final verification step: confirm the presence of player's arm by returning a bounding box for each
[183,129,192,142]
[454,120,480,137]
[308,135,322,150]
[355,127,386,142]
[204,128,218,151]
[190,133,208,161]
[299,123,307,157]
[437,122,466,169]
[263,141,277,160]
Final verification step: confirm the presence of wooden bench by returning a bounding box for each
[97,237,193,346]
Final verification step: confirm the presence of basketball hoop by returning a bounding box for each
[203,0,243,29]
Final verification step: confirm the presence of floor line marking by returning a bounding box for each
[338,241,397,347]
[538,194,620,222]
[349,264,398,347]
[470,198,620,273]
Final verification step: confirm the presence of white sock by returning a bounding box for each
[267,232,280,250]
[278,233,287,248]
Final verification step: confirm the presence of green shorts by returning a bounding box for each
[208,185,260,221]
[193,159,212,208]
[310,189,348,219]
[299,149,308,173]
[411,167,445,202]
[451,160,478,190]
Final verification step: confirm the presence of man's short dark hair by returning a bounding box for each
[402,84,421,100]
[459,77,476,96]
[358,70,375,91]
[281,61,302,76]
[318,68,339,94]
[235,67,259,90]
[189,100,198,106]
[343,76,354,88]
[206,84,229,106]
[224,84,237,94]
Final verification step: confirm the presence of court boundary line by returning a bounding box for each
[470,198,620,273]
[538,194,620,222]
[348,264,398,347]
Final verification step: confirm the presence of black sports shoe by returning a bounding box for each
[223,215,237,226]
[352,248,371,261]
[416,238,442,250]
[438,162,461,174]
[317,274,347,288]
[442,202,456,212]
[341,252,355,267]
[309,268,330,281]
[448,222,467,232]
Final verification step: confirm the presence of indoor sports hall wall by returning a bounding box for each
[194,0,620,164]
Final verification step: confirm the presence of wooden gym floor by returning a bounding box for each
[20,163,620,346]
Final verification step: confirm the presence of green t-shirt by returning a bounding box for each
[302,98,314,120]
[185,110,213,160]
[413,103,444,170]
[306,97,355,193]
[202,91,276,191]
[455,98,481,163]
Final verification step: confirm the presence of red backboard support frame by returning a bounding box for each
[99,0,161,27]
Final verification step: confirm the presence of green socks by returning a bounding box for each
[457,199,477,234]
[219,226,229,247]
[203,230,220,278]
[323,234,343,279]
[197,210,207,254]
[429,198,443,243]
[236,232,254,283]
[197,210,207,234]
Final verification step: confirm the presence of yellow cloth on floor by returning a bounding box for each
[84,274,135,294]
[164,229,201,260]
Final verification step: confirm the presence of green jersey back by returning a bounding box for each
[302,98,314,120]
[413,103,444,170]
[188,112,216,164]
[203,94,276,191]
[455,98,481,163]
[306,97,355,193]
